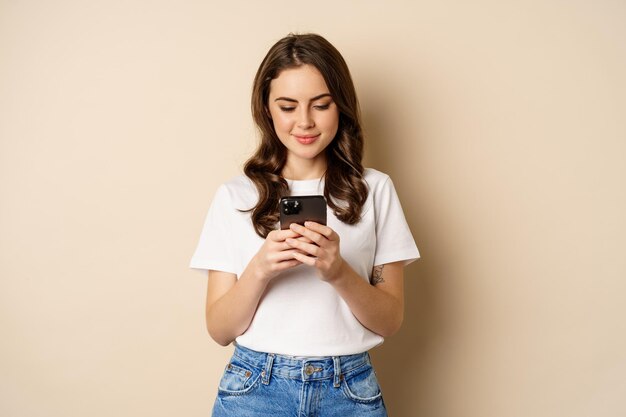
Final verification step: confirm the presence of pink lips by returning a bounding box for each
[293,134,320,145]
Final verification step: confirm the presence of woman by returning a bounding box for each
[190,33,419,417]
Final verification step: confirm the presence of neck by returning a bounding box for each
[282,156,327,180]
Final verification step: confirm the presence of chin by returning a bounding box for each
[296,151,325,160]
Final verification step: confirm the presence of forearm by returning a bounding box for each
[206,267,269,346]
[206,228,305,346]
[329,262,403,337]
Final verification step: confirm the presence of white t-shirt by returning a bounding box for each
[189,168,420,356]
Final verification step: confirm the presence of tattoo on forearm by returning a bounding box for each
[371,265,385,285]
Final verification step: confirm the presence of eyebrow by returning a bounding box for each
[274,93,332,103]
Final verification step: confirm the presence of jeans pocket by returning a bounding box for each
[341,365,383,404]
[217,357,262,396]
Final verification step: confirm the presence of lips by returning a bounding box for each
[293,134,320,145]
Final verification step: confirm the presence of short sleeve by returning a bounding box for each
[189,184,237,275]
[373,177,420,266]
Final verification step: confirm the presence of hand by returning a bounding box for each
[249,228,308,282]
[286,222,343,282]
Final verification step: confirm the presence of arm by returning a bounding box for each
[205,269,268,346]
[326,261,404,337]
[287,222,405,337]
[205,228,306,346]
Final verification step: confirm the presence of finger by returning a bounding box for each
[289,223,324,246]
[286,237,320,257]
[269,239,309,255]
[280,227,313,244]
[271,259,302,274]
[275,238,312,251]
[292,251,317,267]
[272,249,306,262]
[274,241,298,252]
[304,221,337,241]
[295,235,314,244]
[273,259,302,272]
[270,229,302,242]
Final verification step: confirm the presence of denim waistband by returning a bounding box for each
[232,342,372,387]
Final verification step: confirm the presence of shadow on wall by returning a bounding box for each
[362,92,447,417]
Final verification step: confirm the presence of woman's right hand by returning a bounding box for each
[250,228,309,282]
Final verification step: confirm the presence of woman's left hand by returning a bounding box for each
[286,222,343,282]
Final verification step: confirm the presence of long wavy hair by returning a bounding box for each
[244,33,368,238]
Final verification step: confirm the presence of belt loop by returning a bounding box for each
[333,356,341,388]
[262,353,275,385]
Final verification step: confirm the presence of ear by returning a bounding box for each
[265,106,272,120]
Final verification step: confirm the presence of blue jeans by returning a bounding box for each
[212,342,388,417]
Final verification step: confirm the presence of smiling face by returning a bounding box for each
[267,64,340,180]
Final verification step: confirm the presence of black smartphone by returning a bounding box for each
[279,195,327,230]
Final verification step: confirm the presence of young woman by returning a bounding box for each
[190,33,420,417]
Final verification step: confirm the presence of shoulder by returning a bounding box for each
[220,173,255,193]
[216,174,258,209]
[363,167,392,191]
[362,168,405,212]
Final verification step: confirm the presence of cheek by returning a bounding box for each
[270,112,293,133]
[320,112,339,134]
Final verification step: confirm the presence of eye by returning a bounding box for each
[313,104,331,110]
[279,107,296,112]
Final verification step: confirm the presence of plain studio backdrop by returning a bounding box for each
[1,1,625,416]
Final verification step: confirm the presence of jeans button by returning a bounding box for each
[305,365,314,376]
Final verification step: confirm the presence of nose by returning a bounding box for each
[297,108,314,129]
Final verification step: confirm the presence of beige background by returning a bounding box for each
[1,1,625,416]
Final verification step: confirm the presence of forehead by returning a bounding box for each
[269,64,330,98]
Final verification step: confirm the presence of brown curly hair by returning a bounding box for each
[244,33,368,238]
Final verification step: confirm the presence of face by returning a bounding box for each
[267,64,339,176]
